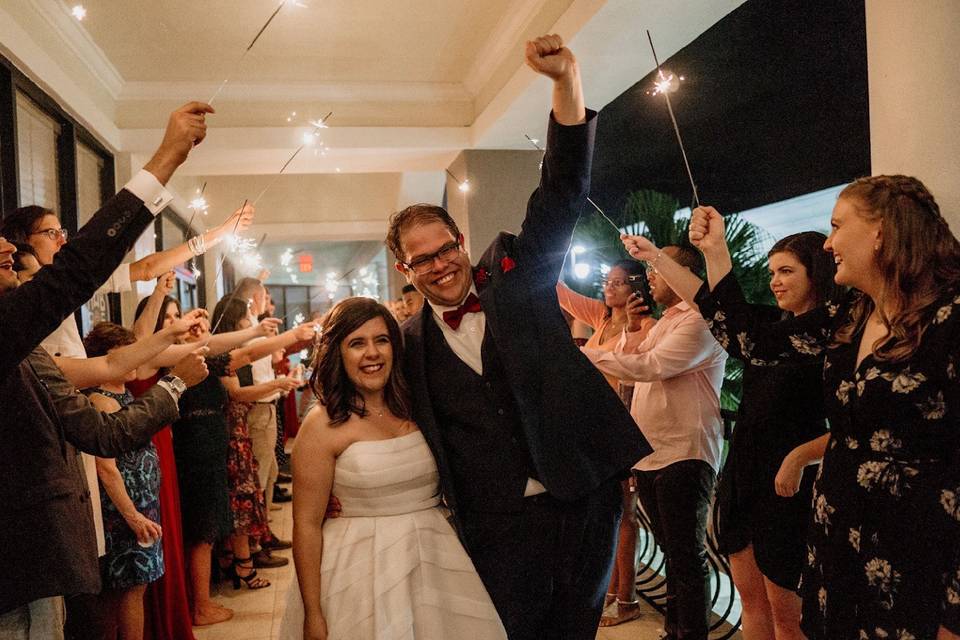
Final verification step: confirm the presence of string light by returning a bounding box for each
[71,5,86,20]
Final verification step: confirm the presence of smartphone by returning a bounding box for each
[627,273,653,315]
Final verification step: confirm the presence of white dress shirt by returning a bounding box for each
[38,169,173,557]
[248,314,279,402]
[583,302,727,473]
[429,286,486,376]
[427,287,546,496]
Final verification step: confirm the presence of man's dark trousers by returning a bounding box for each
[635,459,716,640]
[461,478,622,640]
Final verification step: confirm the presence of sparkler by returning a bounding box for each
[253,111,333,204]
[185,181,208,233]
[208,0,288,105]
[209,229,268,334]
[646,30,699,208]
[523,134,621,234]
[444,169,470,193]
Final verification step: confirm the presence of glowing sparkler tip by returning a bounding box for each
[458,179,470,193]
[71,5,86,20]
[651,70,680,96]
[302,132,318,146]
[189,196,209,211]
[308,119,329,129]
[294,313,306,325]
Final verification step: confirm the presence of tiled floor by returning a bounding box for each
[193,499,295,640]
[191,499,694,640]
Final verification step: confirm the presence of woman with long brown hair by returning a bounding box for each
[680,175,960,640]
[279,297,506,640]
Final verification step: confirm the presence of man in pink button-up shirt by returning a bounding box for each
[583,245,726,640]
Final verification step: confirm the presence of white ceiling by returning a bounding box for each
[0,0,744,232]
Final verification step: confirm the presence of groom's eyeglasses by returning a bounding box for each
[402,241,462,275]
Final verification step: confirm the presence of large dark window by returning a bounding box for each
[0,56,118,332]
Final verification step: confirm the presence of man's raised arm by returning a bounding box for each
[517,35,596,278]
[0,102,213,379]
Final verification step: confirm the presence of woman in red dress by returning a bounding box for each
[131,294,196,640]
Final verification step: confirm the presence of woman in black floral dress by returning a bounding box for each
[680,176,960,640]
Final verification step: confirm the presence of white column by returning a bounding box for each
[866,0,960,229]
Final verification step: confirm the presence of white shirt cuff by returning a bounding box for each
[124,170,173,215]
[155,378,183,403]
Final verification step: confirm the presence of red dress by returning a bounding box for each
[127,376,197,640]
[274,355,301,439]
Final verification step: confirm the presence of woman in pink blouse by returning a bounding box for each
[557,259,655,627]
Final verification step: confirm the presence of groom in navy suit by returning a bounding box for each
[387,35,651,639]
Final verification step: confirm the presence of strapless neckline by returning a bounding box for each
[339,429,423,458]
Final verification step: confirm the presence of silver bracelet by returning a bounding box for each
[187,234,206,256]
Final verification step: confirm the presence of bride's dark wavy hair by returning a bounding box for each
[309,297,412,426]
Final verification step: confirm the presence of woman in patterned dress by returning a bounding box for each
[83,323,165,640]
[211,296,303,590]
[677,176,960,639]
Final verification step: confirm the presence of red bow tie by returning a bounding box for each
[442,293,482,330]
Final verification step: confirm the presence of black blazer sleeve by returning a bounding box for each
[30,350,179,457]
[0,188,157,380]
[515,109,597,285]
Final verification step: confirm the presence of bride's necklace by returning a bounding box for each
[367,403,386,418]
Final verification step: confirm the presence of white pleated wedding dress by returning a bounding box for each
[278,431,506,640]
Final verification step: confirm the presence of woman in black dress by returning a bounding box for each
[681,176,960,640]
[621,231,839,639]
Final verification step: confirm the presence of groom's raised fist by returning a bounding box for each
[525,34,577,82]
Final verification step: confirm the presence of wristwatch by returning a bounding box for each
[159,374,188,399]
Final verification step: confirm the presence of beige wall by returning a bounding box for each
[866,0,960,230]
[445,149,543,258]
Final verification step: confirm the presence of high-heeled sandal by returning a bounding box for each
[232,556,271,590]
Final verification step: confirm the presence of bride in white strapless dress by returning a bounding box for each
[277,298,505,640]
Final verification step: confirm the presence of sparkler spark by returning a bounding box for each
[71,5,86,20]
[252,111,333,204]
[647,30,699,208]
[445,169,470,194]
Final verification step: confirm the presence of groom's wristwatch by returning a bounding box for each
[158,374,188,401]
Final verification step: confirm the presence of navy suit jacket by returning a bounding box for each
[0,186,178,613]
[402,111,652,522]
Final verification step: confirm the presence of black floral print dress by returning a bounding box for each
[700,273,960,640]
[694,287,828,590]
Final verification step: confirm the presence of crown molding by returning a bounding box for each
[27,0,125,98]
[462,0,549,96]
[119,80,472,104]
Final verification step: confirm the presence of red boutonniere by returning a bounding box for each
[474,267,489,287]
[500,256,517,273]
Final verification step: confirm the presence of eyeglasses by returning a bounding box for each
[30,228,68,242]
[402,240,461,275]
[602,278,629,288]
